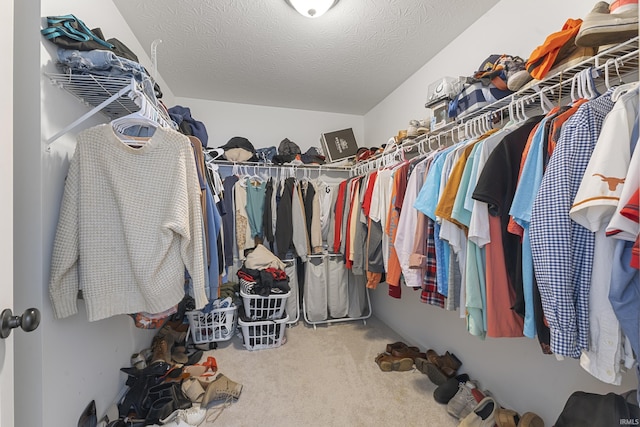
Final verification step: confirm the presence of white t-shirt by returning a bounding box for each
[468,130,508,247]
[370,168,393,270]
[570,88,639,231]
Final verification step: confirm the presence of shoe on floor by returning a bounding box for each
[433,373,470,404]
[459,396,498,427]
[495,407,520,427]
[201,373,243,408]
[182,377,206,403]
[415,352,461,386]
[391,345,426,362]
[375,353,414,372]
[447,381,483,419]
[518,411,544,427]
[385,341,409,354]
[576,1,639,47]
[161,405,207,426]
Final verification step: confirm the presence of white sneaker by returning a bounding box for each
[160,405,207,426]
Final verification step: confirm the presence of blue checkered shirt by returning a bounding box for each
[529,89,615,358]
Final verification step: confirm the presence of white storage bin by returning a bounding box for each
[238,314,289,351]
[240,283,290,320]
[185,305,238,344]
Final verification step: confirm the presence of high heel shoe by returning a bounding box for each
[118,375,157,419]
[143,382,192,415]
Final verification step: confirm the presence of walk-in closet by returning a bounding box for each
[5,0,640,426]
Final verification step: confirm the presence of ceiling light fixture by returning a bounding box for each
[285,0,339,18]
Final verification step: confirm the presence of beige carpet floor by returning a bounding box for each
[199,316,459,427]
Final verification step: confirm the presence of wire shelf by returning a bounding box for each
[46,73,142,119]
[44,72,176,148]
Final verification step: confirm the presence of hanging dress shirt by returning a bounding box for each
[530,88,616,358]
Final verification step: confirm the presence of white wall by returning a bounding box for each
[174,97,365,154]
[364,0,639,425]
[14,1,175,426]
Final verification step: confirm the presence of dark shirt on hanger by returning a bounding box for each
[473,115,544,304]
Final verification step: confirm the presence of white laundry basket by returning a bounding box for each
[185,305,238,344]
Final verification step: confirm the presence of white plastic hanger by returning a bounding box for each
[604,58,615,89]
[508,100,515,123]
[539,87,555,114]
[570,73,582,103]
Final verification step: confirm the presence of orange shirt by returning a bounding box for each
[486,215,524,337]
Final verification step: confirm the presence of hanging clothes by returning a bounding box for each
[568,86,639,384]
[246,177,267,239]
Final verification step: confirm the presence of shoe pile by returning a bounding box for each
[423,360,545,427]
[456,396,545,427]
[103,319,243,427]
[374,341,426,372]
[373,343,545,425]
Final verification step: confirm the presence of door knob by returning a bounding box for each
[0,308,41,339]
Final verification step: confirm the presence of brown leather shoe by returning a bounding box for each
[426,349,439,364]
[385,341,408,354]
[440,352,462,374]
[495,407,519,427]
[151,336,171,364]
[391,346,426,362]
[375,353,414,372]
[424,350,462,373]
[416,351,463,385]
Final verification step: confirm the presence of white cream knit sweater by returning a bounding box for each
[49,125,208,321]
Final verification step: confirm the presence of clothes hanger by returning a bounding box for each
[611,58,638,100]
[111,93,159,145]
[481,116,490,135]
[248,166,263,184]
[456,123,465,142]
[427,136,436,152]
[614,57,624,85]
[570,73,580,103]
[520,98,529,121]
[207,148,225,160]
[604,58,615,90]
[580,69,595,100]
[508,100,515,123]
[513,99,522,123]
[539,87,555,114]
[205,155,219,173]
[480,115,488,134]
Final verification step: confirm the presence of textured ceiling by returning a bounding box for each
[113,0,499,114]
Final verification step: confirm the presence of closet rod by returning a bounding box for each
[307,253,344,258]
[212,160,352,173]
